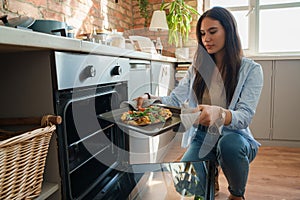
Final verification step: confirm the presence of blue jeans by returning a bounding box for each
[180,130,258,197]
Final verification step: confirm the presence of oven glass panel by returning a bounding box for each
[63,88,127,199]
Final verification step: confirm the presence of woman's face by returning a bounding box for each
[200,17,226,55]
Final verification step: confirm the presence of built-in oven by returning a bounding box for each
[53,52,142,199]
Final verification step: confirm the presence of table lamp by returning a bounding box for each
[149,10,169,54]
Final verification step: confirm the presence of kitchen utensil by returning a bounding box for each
[67,26,75,38]
[106,29,125,48]
[125,39,135,50]
[0,15,35,28]
[91,32,107,44]
[29,20,69,37]
[129,36,156,54]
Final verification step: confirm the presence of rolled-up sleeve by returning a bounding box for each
[161,66,194,107]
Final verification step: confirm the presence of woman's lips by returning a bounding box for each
[205,44,213,50]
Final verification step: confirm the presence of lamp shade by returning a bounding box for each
[149,10,169,31]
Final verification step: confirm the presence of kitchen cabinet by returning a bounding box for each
[251,59,300,147]
[151,61,175,96]
[127,60,176,100]
[250,60,272,140]
[0,51,60,200]
[128,59,151,100]
[174,62,191,87]
[273,60,300,141]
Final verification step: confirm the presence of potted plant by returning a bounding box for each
[160,0,199,59]
[138,0,150,27]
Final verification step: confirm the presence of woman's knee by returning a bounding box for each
[217,134,247,162]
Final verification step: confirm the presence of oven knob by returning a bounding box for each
[85,65,96,77]
[111,65,122,76]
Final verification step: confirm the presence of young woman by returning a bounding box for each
[136,7,263,200]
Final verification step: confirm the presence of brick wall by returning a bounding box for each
[130,0,200,57]
[0,0,133,36]
[0,0,201,57]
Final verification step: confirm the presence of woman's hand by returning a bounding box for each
[134,93,162,111]
[195,105,226,126]
[134,94,149,111]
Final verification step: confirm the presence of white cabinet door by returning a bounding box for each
[151,61,175,96]
[250,60,273,139]
[128,62,151,100]
[273,60,300,140]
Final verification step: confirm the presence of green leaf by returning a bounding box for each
[170,2,176,13]
[161,0,200,47]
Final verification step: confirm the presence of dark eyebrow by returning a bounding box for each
[208,27,218,31]
[200,27,218,32]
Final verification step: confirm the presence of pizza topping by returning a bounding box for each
[121,106,172,126]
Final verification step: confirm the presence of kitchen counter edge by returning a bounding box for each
[0,26,177,63]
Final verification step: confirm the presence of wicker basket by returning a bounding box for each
[0,115,61,200]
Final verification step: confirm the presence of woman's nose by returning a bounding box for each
[204,34,211,42]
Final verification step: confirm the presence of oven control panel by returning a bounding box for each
[54,51,130,90]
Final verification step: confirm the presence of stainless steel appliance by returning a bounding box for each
[53,52,142,199]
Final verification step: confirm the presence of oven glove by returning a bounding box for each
[179,103,222,136]
[120,99,161,110]
[180,104,201,131]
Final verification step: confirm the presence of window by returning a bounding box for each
[204,0,300,55]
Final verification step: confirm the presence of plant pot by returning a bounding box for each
[175,47,189,60]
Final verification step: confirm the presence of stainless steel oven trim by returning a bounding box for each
[55,52,130,90]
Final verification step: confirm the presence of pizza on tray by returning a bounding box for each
[120,105,172,126]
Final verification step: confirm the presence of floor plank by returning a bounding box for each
[133,146,300,200]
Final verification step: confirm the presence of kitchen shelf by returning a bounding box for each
[34,182,59,200]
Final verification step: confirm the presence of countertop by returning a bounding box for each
[0,26,177,62]
[3,26,298,64]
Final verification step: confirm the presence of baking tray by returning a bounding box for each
[98,104,181,136]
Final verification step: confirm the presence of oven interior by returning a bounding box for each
[55,82,142,199]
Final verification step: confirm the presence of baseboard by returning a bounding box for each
[257,139,300,147]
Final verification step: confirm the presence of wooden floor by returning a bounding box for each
[133,143,300,200]
[216,146,300,200]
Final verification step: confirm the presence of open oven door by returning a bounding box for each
[98,103,183,163]
[98,103,216,200]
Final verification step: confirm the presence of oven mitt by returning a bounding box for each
[180,103,222,135]
[179,103,201,131]
[120,99,161,110]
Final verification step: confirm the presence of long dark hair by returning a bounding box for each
[192,6,243,106]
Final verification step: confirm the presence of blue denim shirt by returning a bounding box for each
[161,57,263,148]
